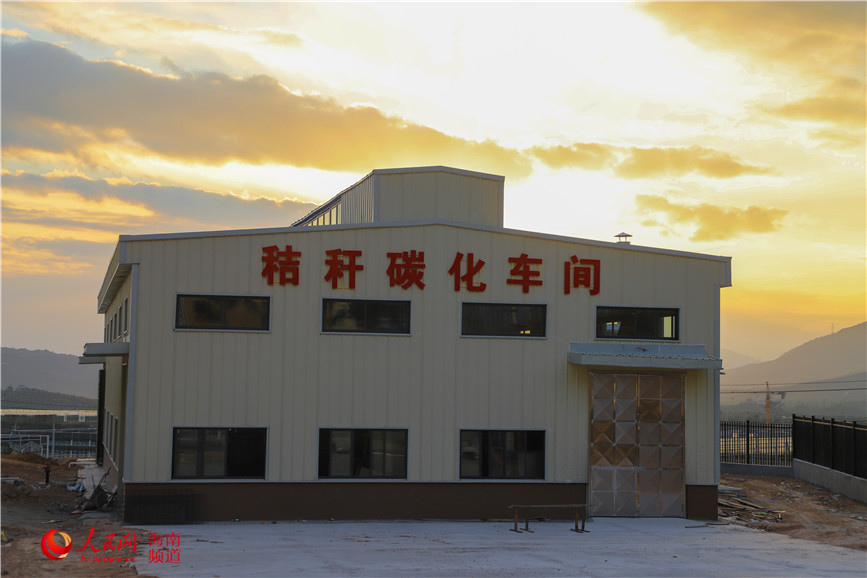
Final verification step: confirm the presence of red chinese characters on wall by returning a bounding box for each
[261,245,302,286]
[448,252,487,292]
[506,253,543,293]
[324,249,364,289]
[564,256,600,295]
[386,250,426,290]
[260,246,600,295]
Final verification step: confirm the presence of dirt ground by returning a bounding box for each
[719,473,867,551]
[1,455,864,577]
[1,453,154,577]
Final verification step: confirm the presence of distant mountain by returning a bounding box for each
[721,323,866,421]
[722,322,866,388]
[1,386,97,410]
[720,349,761,370]
[1,347,98,400]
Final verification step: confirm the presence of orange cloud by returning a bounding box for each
[643,2,866,136]
[5,38,775,184]
[3,3,302,52]
[635,194,787,241]
[765,96,866,126]
[616,146,771,179]
[1,28,28,38]
[2,38,531,179]
[0,169,316,275]
[641,2,865,77]
[530,143,769,179]
[1,235,102,276]
[528,143,616,171]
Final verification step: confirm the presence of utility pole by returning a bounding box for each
[765,381,771,425]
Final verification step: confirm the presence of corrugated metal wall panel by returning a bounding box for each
[120,223,726,483]
[684,369,715,484]
[341,174,376,224]
[378,172,501,227]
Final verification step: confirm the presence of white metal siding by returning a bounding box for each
[122,224,726,483]
[340,174,376,225]
[378,172,502,227]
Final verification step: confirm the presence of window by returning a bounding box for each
[461,303,546,337]
[112,415,119,458]
[322,299,410,334]
[175,295,270,331]
[596,306,679,340]
[123,297,129,335]
[460,430,545,479]
[318,429,408,478]
[104,410,112,458]
[172,427,266,479]
[104,411,120,461]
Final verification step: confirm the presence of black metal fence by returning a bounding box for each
[792,415,866,479]
[720,420,792,466]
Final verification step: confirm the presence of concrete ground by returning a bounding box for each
[133,518,867,577]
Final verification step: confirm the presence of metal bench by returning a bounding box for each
[509,503,588,533]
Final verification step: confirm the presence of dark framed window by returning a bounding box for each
[596,306,679,340]
[123,297,129,334]
[176,295,270,331]
[172,427,267,479]
[461,303,546,337]
[318,429,408,478]
[460,430,545,479]
[322,299,410,334]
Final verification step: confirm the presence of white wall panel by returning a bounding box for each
[379,171,502,227]
[120,221,727,483]
[340,174,376,224]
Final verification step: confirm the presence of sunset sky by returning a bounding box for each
[2,2,865,362]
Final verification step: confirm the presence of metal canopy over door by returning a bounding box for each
[589,372,685,517]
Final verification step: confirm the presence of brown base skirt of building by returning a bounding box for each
[685,484,718,520]
[123,482,587,524]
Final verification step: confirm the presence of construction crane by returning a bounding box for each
[764,381,786,424]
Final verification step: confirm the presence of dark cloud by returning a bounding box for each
[635,194,787,241]
[1,38,531,178]
[0,234,105,276]
[5,236,114,262]
[2,171,314,233]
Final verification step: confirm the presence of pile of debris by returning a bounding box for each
[718,485,784,526]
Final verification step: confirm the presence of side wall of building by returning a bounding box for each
[102,277,132,482]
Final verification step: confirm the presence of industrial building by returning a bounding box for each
[81,166,731,523]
